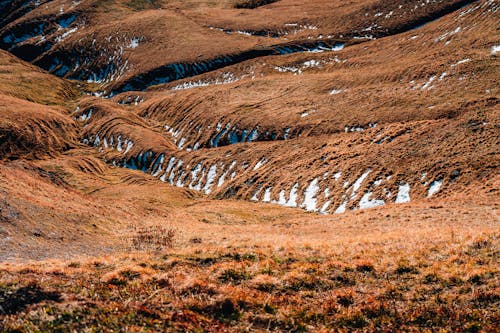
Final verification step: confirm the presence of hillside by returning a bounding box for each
[0,0,498,331]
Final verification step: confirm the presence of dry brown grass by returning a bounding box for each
[0,1,498,331]
[0,50,76,106]
[0,225,498,331]
[130,225,176,251]
[0,94,77,160]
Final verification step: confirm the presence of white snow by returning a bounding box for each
[177,137,187,149]
[335,198,348,214]
[262,187,272,202]
[236,30,252,36]
[217,168,229,187]
[203,164,217,194]
[127,37,141,49]
[165,157,176,174]
[278,190,287,205]
[333,172,342,181]
[320,200,331,214]
[301,178,320,212]
[329,89,343,95]
[451,58,471,67]
[286,183,299,207]
[303,60,321,68]
[395,183,411,203]
[172,72,239,91]
[152,155,165,177]
[116,136,123,152]
[350,170,371,198]
[491,45,500,55]
[421,75,436,90]
[251,190,260,202]
[189,164,202,189]
[124,140,134,153]
[308,44,344,53]
[193,169,205,191]
[435,27,461,43]
[176,172,185,187]
[168,160,183,184]
[79,109,92,121]
[428,179,443,197]
[274,66,301,74]
[283,128,291,140]
[248,129,259,142]
[359,192,385,209]
[345,126,364,132]
[253,159,266,171]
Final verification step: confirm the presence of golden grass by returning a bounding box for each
[0,94,77,160]
[0,50,76,107]
[0,223,497,331]
[0,1,498,331]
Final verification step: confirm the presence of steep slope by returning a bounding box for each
[0,49,326,261]
[0,0,482,93]
[0,49,78,160]
[73,0,498,213]
[0,1,496,235]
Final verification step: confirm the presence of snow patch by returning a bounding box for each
[262,187,272,202]
[253,159,266,171]
[127,37,142,49]
[278,190,287,205]
[203,165,217,194]
[301,178,320,212]
[320,201,331,214]
[451,58,471,67]
[335,198,348,214]
[395,183,411,203]
[428,179,443,197]
[359,192,385,209]
[421,75,436,90]
[251,190,261,202]
[350,170,371,198]
[286,183,299,207]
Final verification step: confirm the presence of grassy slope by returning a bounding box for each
[0,1,498,331]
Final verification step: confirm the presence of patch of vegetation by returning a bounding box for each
[218,269,251,284]
[0,235,498,331]
[0,283,61,315]
[130,225,175,250]
[126,0,163,10]
[395,260,420,275]
[233,0,279,9]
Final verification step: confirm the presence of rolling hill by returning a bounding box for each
[0,0,498,331]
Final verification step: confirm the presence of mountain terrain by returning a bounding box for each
[0,0,498,331]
